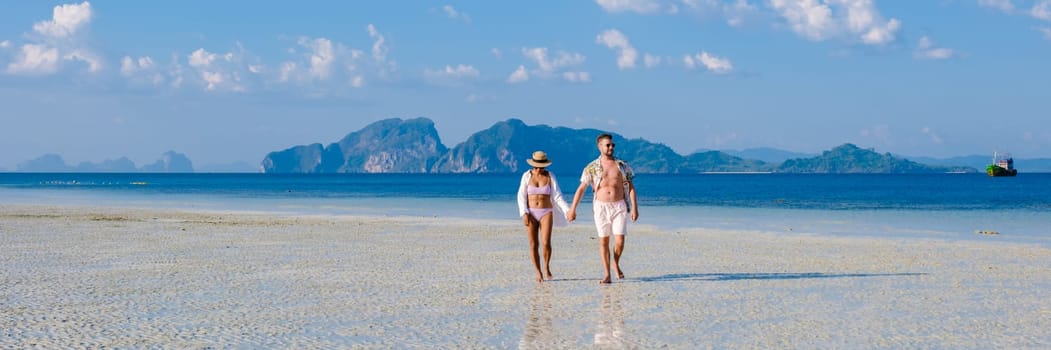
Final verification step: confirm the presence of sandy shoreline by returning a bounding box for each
[1,204,1049,348]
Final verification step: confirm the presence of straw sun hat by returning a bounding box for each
[526,151,552,168]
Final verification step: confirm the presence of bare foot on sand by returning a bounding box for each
[599,276,612,284]
[545,271,553,280]
[616,268,625,279]
[536,273,544,283]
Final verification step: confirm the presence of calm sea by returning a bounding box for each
[2,173,1049,245]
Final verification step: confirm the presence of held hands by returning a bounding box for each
[567,209,576,223]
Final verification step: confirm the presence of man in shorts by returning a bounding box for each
[568,133,639,284]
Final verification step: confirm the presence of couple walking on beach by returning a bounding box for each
[516,133,639,284]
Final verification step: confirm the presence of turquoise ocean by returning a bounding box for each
[2,173,1049,246]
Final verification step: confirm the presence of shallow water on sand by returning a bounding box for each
[2,173,1049,246]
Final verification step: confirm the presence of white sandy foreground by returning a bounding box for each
[1,205,1049,348]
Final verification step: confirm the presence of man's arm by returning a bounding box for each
[627,180,638,222]
[568,181,588,222]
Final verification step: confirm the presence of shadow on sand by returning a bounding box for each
[632,272,926,283]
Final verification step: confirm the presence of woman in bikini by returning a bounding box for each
[516,151,571,283]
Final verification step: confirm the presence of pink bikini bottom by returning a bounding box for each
[528,208,553,221]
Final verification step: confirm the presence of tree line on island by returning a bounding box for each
[261,118,978,174]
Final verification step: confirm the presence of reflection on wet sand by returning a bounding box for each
[519,286,567,349]
[593,286,636,347]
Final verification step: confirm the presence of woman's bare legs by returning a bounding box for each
[525,216,543,283]
[539,212,554,280]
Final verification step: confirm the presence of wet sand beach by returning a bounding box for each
[2,205,1049,348]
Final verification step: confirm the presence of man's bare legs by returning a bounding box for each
[599,235,625,284]
[599,236,612,284]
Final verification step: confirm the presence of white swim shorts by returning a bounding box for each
[593,199,628,238]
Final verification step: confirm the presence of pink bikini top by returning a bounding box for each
[527,184,552,195]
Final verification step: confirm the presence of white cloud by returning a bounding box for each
[303,37,335,80]
[425,64,480,79]
[682,55,694,69]
[1033,0,1051,20]
[189,48,217,68]
[167,54,185,88]
[552,51,586,68]
[507,65,529,83]
[121,56,154,75]
[367,24,388,62]
[698,52,733,73]
[769,0,901,46]
[768,0,834,41]
[979,0,1015,13]
[1039,26,1051,40]
[563,71,592,83]
[644,53,662,68]
[277,36,367,87]
[120,55,165,86]
[64,49,102,72]
[922,127,943,144]
[279,62,298,82]
[596,29,638,69]
[465,93,495,103]
[916,47,954,60]
[684,51,733,74]
[201,71,224,91]
[522,48,551,72]
[860,18,900,45]
[915,36,955,60]
[7,1,103,75]
[595,0,676,14]
[521,47,586,79]
[181,47,251,92]
[491,48,503,59]
[7,44,59,74]
[442,5,471,23]
[607,0,757,27]
[724,0,759,27]
[32,1,92,38]
[424,64,480,85]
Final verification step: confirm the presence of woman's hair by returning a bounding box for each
[596,133,613,144]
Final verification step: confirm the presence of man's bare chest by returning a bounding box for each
[599,163,623,187]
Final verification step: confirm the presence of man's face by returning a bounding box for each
[597,138,615,157]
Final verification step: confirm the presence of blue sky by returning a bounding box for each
[2,1,1050,170]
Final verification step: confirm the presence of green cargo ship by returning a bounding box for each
[986,152,1017,177]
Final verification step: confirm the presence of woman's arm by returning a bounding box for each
[549,173,571,215]
[517,171,531,216]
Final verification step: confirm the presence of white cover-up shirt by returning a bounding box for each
[516,170,572,227]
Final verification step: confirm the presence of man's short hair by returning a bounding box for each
[596,133,613,144]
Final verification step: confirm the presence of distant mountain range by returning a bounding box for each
[716,148,819,164]
[15,151,194,173]
[261,118,447,173]
[11,118,1049,173]
[261,118,978,174]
